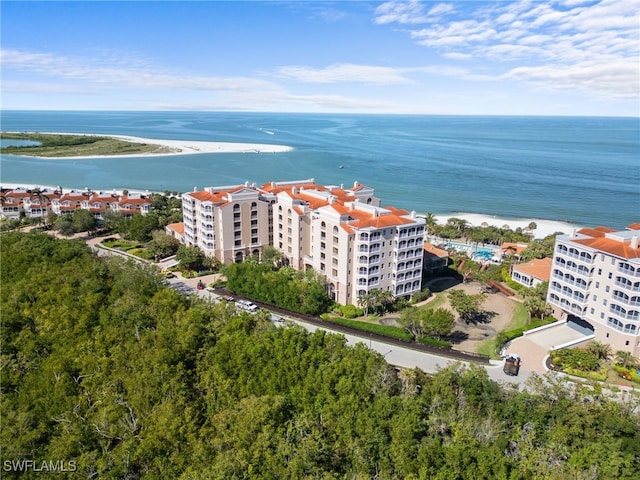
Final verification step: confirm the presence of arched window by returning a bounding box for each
[608,317,623,331]
[233,204,240,211]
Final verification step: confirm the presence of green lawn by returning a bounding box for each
[476,302,529,358]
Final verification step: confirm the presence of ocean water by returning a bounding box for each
[1,111,638,229]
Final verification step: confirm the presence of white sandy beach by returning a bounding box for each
[432,213,583,240]
[3,180,586,240]
[2,132,293,159]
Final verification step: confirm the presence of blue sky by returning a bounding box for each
[1,0,638,115]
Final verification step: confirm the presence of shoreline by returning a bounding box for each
[431,212,583,240]
[2,182,584,239]
[1,132,294,159]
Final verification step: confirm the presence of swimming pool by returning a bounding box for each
[443,242,498,261]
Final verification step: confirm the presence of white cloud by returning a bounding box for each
[505,59,639,98]
[427,3,455,17]
[443,52,472,60]
[0,48,281,93]
[274,63,414,85]
[374,0,430,25]
[377,0,639,100]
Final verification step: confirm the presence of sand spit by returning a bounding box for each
[2,132,293,159]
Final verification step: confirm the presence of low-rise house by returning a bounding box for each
[501,241,528,260]
[82,191,121,220]
[511,257,552,288]
[165,222,185,243]
[117,192,152,217]
[52,190,91,215]
[1,187,29,219]
[423,242,449,274]
[1,186,154,222]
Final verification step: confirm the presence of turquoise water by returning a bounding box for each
[1,111,638,228]
[443,242,497,258]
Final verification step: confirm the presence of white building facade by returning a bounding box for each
[547,225,640,356]
[181,183,272,264]
[179,179,425,305]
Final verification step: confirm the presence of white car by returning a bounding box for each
[237,300,259,313]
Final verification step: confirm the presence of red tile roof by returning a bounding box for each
[423,242,449,258]
[573,237,640,260]
[167,222,185,235]
[513,257,552,282]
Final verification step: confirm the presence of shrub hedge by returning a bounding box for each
[325,317,413,342]
[418,336,452,349]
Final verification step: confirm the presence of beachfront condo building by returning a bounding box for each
[173,179,425,305]
[179,182,272,263]
[547,224,640,356]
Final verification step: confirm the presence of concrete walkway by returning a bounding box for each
[504,322,594,374]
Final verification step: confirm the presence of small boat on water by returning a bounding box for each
[338,164,344,169]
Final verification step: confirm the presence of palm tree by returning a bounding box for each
[423,212,438,236]
[375,289,394,315]
[446,217,469,236]
[29,188,50,225]
[357,292,374,316]
[586,341,612,361]
[614,350,639,370]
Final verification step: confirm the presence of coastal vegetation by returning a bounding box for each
[424,214,537,245]
[2,232,639,479]
[223,259,333,316]
[0,132,174,157]
[550,341,640,385]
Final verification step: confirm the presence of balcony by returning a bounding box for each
[612,292,640,307]
[614,280,640,293]
[618,265,640,278]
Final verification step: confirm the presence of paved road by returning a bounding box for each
[85,236,626,394]
[175,281,535,389]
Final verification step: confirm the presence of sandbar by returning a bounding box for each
[2,132,293,159]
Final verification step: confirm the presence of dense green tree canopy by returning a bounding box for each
[1,232,639,479]
[224,261,332,315]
